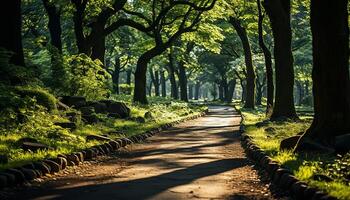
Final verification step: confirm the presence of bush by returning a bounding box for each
[15,86,57,111]
[0,48,39,85]
[119,84,134,95]
[66,54,111,100]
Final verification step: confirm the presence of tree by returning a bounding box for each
[295,0,350,152]
[257,0,273,113]
[229,17,256,109]
[129,0,216,104]
[263,0,298,120]
[0,0,25,67]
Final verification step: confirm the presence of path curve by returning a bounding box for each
[12,106,277,200]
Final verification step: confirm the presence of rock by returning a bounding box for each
[22,163,35,170]
[292,181,308,199]
[104,101,130,118]
[79,106,95,115]
[74,152,84,162]
[5,168,26,183]
[88,102,107,113]
[33,162,51,175]
[66,154,79,165]
[60,96,86,108]
[303,187,318,199]
[54,122,77,131]
[264,127,276,133]
[48,157,67,170]
[108,141,119,150]
[335,133,350,153]
[84,149,95,160]
[295,138,336,153]
[17,137,38,144]
[0,173,15,186]
[255,120,270,127]
[135,116,146,123]
[66,112,81,123]
[312,174,333,182]
[107,113,120,118]
[57,101,70,110]
[18,168,37,180]
[21,142,52,152]
[280,135,301,151]
[86,134,111,142]
[0,175,7,188]
[82,114,99,124]
[144,112,154,120]
[0,154,8,164]
[43,160,60,173]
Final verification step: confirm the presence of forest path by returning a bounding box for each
[12,106,278,200]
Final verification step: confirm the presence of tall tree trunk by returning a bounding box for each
[188,84,193,100]
[194,82,200,100]
[126,69,132,85]
[0,0,24,67]
[90,19,107,64]
[149,66,160,96]
[263,0,297,119]
[256,81,263,106]
[168,52,178,99]
[226,79,236,103]
[178,61,188,102]
[296,81,303,105]
[154,70,160,96]
[257,0,274,112]
[71,0,89,55]
[112,56,120,94]
[218,83,224,101]
[296,0,350,151]
[160,70,166,97]
[230,17,256,109]
[42,0,62,52]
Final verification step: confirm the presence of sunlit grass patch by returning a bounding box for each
[0,94,206,171]
[238,104,350,200]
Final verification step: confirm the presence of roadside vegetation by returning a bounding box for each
[238,104,350,199]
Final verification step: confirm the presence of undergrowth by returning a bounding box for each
[239,104,350,200]
[0,92,206,171]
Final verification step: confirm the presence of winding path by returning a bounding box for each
[12,106,277,200]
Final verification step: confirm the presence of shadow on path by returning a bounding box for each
[21,158,247,200]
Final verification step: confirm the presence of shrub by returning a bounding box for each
[119,84,134,95]
[66,54,111,100]
[15,86,57,111]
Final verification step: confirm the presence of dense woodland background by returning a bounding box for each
[0,0,349,199]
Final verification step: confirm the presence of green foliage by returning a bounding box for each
[119,84,134,95]
[0,48,39,85]
[66,54,111,100]
[14,86,57,111]
[240,105,350,200]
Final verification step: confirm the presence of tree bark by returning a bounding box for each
[0,0,24,67]
[178,61,188,102]
[112,56,120,94]
[226,79,236,103]
[263,0,297,119]
[229,17,256,109]
[168,52,178,99]
[42,0,62,53]
[194,82,200,100]
[188,83,193,100]
[257,0,274,112]
[134,48,160,104]
[126,69,132,85]
[149,66,160,96]
[296,0,350,151]
[160,70,166,97]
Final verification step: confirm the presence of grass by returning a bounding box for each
[238,104,350,200]
[0,94,206,171]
